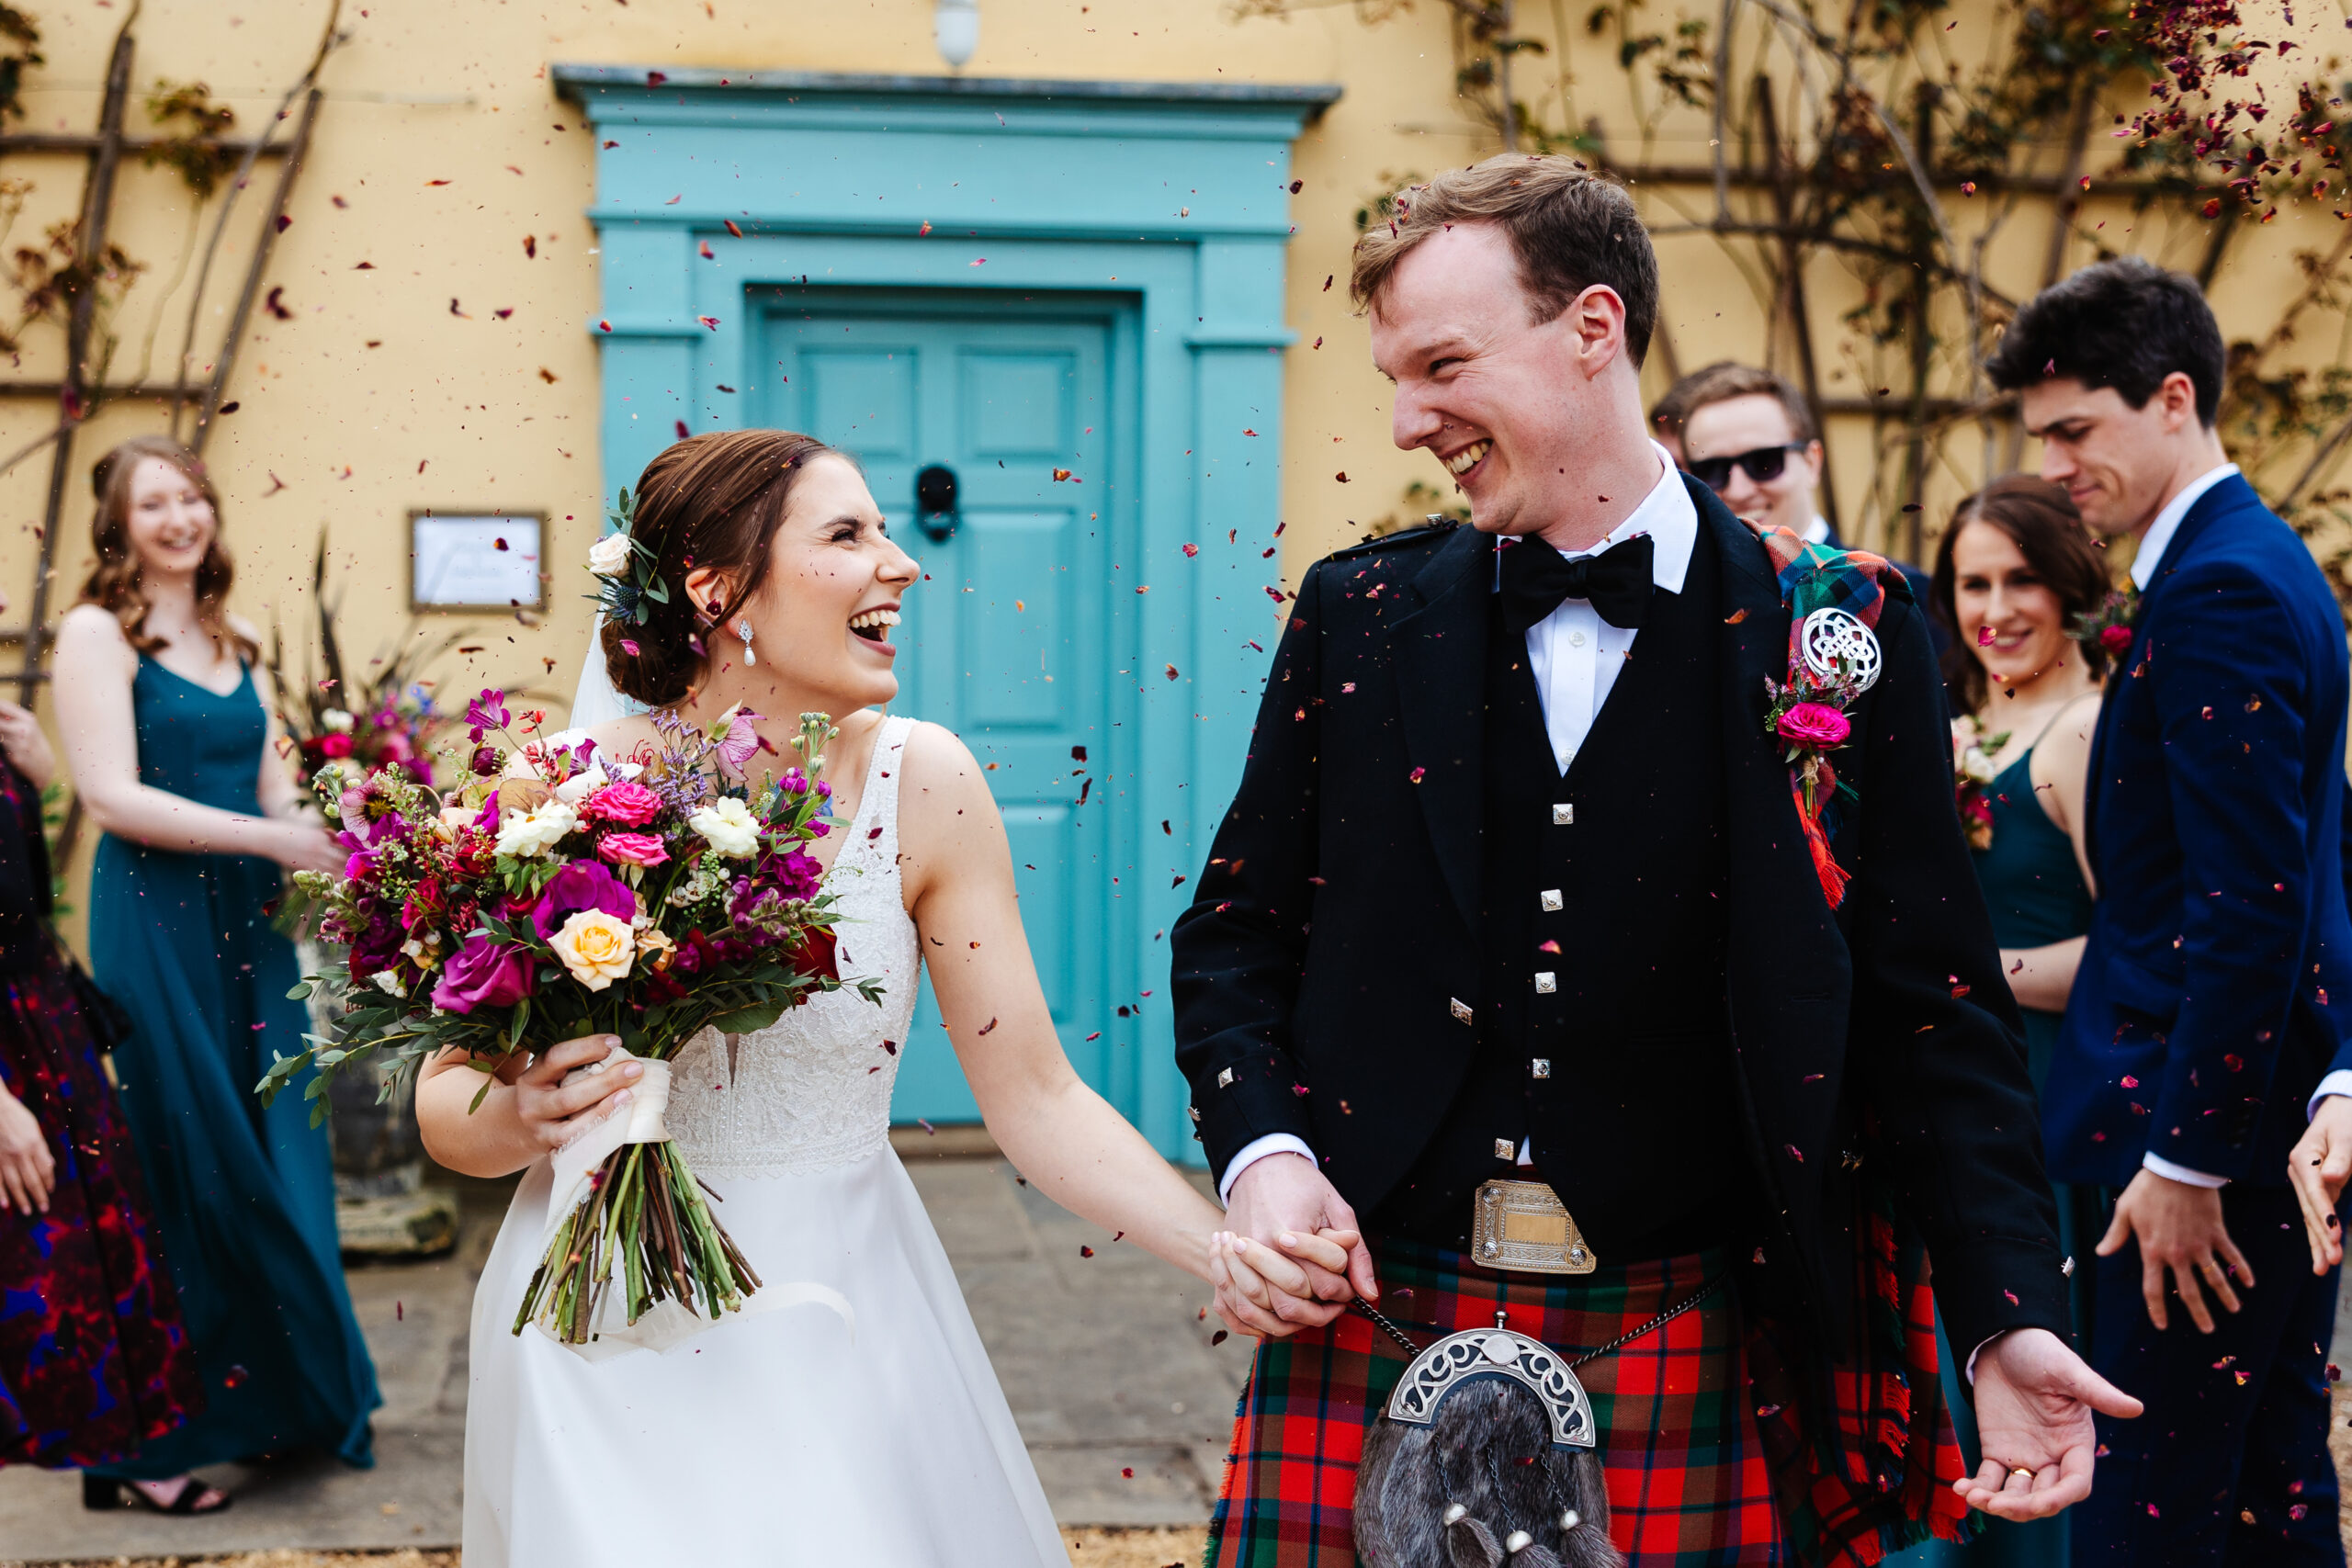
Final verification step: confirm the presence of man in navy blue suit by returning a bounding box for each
[1988,257,2350,1565]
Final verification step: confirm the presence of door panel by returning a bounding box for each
[763,302,1114,1126]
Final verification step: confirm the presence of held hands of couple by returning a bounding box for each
[1210,1151,1380,1338]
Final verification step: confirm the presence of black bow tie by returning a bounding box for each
[1498,533,1655,636]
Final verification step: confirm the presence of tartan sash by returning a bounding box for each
[1750,525,1913,910]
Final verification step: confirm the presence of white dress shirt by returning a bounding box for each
[2129,462,2239,592]
[1218,446,1695,1200]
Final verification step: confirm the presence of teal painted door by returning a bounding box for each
[763,300,1116,1126]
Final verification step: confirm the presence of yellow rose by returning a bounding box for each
[552,908,636,991]
[636,927,677,972]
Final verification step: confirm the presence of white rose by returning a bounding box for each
[495,797,578,858]
[371,969,407,998]
[688,795,763,858]
[588,534,633,577]
[322,707,355,733]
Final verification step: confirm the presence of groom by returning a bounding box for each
[1171,154,2137,1567]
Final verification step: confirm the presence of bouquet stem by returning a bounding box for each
[513,1141,759,1344]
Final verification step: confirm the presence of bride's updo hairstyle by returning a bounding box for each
[602,428,842,706]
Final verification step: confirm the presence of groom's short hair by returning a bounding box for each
[1350,154,1659,367]
[1984,255,2225,426]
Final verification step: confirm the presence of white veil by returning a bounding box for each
[567,613,639,730]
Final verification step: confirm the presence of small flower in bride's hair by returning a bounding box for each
[689,795,763,857]
[587,533,632,577]
[1775,702,1851,749]
[551,908,636,990]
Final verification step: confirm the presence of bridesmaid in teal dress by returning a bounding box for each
[53,437,378,1503]
[1899,476,2113,1568]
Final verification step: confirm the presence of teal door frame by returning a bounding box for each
[552,67,1340,1162]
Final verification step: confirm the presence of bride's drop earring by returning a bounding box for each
[737,621,756,667]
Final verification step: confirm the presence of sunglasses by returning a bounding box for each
[1687,442,1808,493]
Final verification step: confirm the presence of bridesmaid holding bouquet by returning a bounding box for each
[53,436,379,1502]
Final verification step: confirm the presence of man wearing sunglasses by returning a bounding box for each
[1672,362,1833,545]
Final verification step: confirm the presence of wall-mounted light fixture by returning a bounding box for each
[934,0,978,68]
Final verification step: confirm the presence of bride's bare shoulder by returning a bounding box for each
[895,721,1002,863]
[898,720,986,801]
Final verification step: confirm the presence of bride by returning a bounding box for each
[418,429,1350,1566]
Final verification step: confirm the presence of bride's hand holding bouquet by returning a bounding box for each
[257,696,878,1345]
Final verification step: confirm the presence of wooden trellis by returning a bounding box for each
[0,8,336,706]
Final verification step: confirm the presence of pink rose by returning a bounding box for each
[430,934,536,1015]
[2098,624,2133,656]
[1776,701,1851,749]
[319,732,355,759]
[597,830,671,868]
[582,778,662,827]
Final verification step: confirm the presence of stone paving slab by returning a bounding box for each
[0,1156,1245,1562]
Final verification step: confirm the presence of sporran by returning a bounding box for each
[1350,1275,1723,1568]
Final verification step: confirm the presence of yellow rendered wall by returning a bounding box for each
[0,0,2335,931]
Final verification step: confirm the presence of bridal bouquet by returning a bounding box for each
[257,696,880,1345]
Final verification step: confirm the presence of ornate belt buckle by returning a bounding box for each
[1470,1178,1596,1275]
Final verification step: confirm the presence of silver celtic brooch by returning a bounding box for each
[1799,606,1883,692]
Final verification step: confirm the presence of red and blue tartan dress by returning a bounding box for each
[0,758,202,1467]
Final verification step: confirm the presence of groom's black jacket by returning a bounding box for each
[1171,478,2070,1359]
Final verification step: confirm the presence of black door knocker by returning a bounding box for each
[915,463,959,544]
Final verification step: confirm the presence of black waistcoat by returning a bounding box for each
[1370,523,1749,1261]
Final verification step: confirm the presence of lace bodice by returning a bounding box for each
[664,715,922,1178]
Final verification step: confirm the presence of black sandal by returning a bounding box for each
[83,1472,232,1514]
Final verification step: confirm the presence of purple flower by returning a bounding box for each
[469,744,500,776]
[430,934,537,1014]
[530,860,639,943]
[464,689,510,743]
[756,847,823,904]
[348,907,404,981]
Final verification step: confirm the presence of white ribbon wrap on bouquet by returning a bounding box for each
[532,1045,854,1362]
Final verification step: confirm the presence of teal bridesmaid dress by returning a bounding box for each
[85,657,379,1478]
[1896,722,2093,1568]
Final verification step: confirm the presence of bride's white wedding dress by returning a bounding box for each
[463,715,1066,1565]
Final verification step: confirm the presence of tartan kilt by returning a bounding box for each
[1204,1240,1781,1568]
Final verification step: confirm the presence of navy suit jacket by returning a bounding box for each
[2048,473,2352,1187]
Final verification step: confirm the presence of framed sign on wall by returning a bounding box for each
[409,511,547,613]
